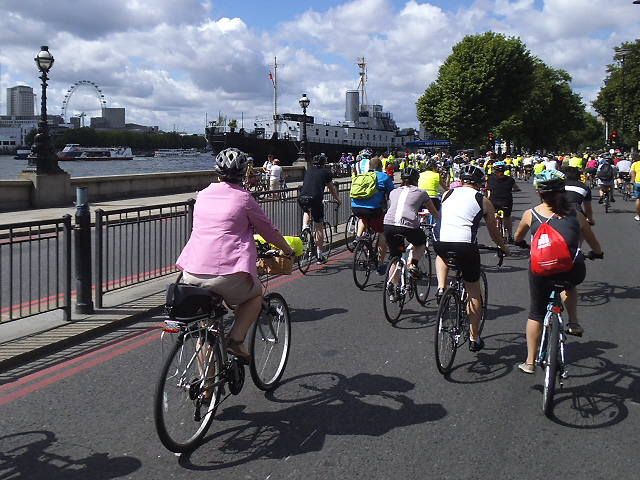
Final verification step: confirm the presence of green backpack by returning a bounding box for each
[350,172,379,199]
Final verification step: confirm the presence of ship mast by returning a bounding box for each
[357,57,368,114]
[269,57,283,138]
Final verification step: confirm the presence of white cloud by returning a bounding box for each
[0,0,637,133]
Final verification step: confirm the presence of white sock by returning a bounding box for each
[317,248,323,257]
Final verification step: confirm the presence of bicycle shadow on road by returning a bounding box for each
[536,340,640,429]
[578,280,640,308]
[0,430,142,479]
[441,331,525,384]
[288,306,348,324]
[177,371,447,470]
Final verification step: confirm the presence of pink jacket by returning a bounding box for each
[176,182,282,281]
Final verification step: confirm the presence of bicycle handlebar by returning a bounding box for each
[477,244,504,267]
[514,240,603,262]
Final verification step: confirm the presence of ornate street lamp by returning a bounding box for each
[26,46,63,173]
[297,93,310,166]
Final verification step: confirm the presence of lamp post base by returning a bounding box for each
[17,171,72,208]
[293,152,311,169]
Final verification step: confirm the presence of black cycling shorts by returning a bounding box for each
[433,241,481,283]
[528,260,586,322]
[384,225,426,259]
[297,195,325,223]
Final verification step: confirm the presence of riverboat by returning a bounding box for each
[13,148,31,159]
[206,58,415,165]
[58,144,134,161]
[154,148,202,157]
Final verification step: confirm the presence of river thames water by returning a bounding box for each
[0,154,216,180]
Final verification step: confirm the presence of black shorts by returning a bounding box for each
[384,225,427,259]
[297,195,325,223]
[527,260,586,322]
[433,241,481,283]
[491,202,513,218]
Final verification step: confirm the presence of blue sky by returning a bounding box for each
[0,0,638,134]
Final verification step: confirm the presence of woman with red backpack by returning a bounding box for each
[513,170,603,374]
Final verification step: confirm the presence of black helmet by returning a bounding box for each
[534,170,565,192]
[425,158,437,171]
[401,167,420,184]
[214,148,248,180]
[460,164,486,185]
[312,153,327,166]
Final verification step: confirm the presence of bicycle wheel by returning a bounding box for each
[604,193,610,213]
[414,249,433,306]
[435,288,460,375]
[542,314,560,417]
[297,230,314,274]
[345,214,358,252]
[323,221,333,258]
[478,270,488,334]
[250,292,291,391]
[383,257,405,323]
[352,240,372,289]
[154,325,221,453]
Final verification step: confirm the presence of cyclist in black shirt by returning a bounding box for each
[563,166,594,225]
[486,161,520,243]
[298,153,342,264]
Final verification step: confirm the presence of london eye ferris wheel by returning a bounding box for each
[61,80,107,125]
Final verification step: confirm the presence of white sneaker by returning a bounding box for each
[635,215,640,221]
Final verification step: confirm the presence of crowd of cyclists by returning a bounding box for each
[177,145,640,372]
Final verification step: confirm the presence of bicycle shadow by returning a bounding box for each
[533,340,640,428]
[441,331,525,384]
[578,280,640,308]
[0,430,141,479]
[178,372,447,470]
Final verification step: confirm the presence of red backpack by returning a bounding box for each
[530,210,575,276]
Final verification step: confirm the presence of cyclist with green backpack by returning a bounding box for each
[351,156,395,274]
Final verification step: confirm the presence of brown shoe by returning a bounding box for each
[226,338,251,365]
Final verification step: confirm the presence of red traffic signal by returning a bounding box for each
[489,134,494,141]
[612,130,618,139]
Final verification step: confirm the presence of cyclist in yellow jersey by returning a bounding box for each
[418,158,447,210]
[569,155,583,169]
[533,160,545,175]
[630,158,640,221]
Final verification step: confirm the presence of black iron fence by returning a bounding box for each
[0,216,72,323]
[0,178,354,323]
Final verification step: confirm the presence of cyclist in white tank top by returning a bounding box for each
[434,165,511,353]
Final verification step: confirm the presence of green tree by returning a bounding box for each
[417,31,535,154]
[593,40,640,150]
[498,59,585,152]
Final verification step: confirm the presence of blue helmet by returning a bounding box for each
[534,169,565,192]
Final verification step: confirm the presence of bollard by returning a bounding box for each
[74,186,94,314]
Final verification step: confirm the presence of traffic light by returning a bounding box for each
[489,134,494,142]
[612,131,618,140]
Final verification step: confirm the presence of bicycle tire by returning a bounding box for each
[542,314,560,417]
[323,221,333,259]
[353,240,372,289]
[604,193,610,213]
[154,325,221,453]
[345,214,358,252]
[297,229,314,274]
[479,269,488,334]
[622,184,630,201]
[250,292,291,391]
[435,288,460,375]
[414,249,433,306]
[383,257,405,323]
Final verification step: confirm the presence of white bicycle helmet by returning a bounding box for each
[214,148,249,181]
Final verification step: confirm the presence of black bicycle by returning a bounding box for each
[434,246,503,375]
[352,221,381,289]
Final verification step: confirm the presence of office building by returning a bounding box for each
[7,86,35,117]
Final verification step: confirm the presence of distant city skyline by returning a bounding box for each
[0,0,638,135]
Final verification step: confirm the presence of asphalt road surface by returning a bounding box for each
[1,178,639,479]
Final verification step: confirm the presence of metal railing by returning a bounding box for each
[94,200,194,308]
[0,216,72,323]
[0,177,355,323]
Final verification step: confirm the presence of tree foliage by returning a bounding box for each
[49,127,207,151]
[417,31,535,151]
[593,40,640,149]
[497,59,586,152]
